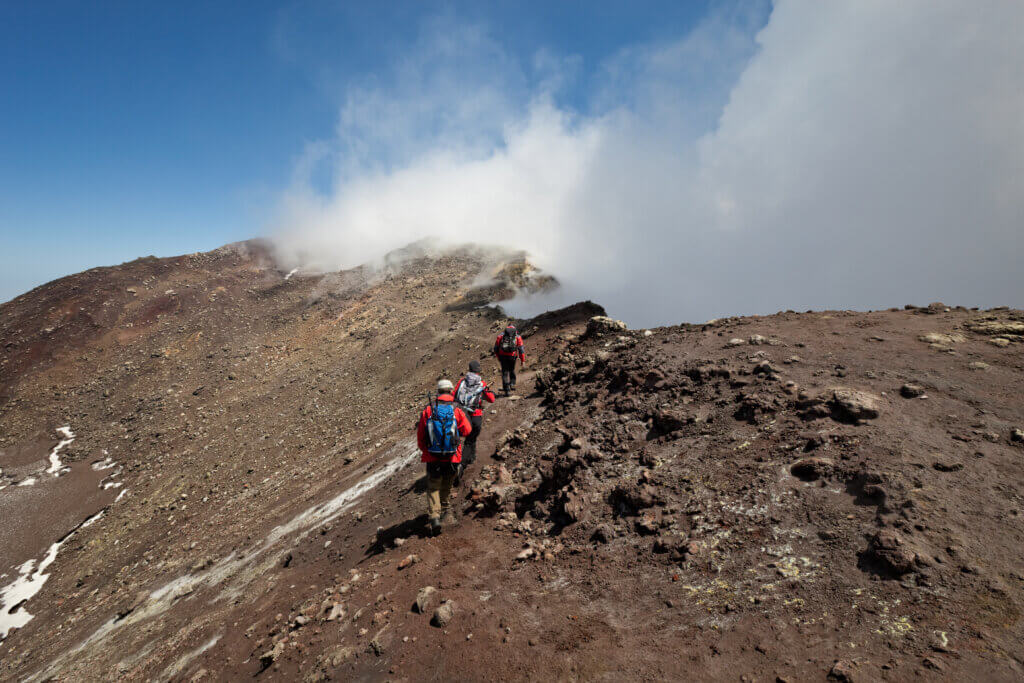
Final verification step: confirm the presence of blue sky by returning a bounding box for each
[0,1,725,302]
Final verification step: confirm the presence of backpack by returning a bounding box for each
[426,401,459,457]
[456,373,485,411]
[500,328,518,353]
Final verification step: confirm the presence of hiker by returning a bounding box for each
[416,379,472,536]
[453,360,496,467]
[493,324,525,395]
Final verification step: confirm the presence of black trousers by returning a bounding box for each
[499,355,518,391]
[462,414,483,465]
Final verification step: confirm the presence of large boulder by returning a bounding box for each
[585,316,628,337]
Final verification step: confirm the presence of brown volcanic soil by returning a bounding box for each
[1,244,1023,681]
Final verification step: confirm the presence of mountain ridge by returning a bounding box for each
[1,242,1023,680]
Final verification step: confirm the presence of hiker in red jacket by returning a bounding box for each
[493,324,525,395]
[416,379,472,536]
[453,360,496,467]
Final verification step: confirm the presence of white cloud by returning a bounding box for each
[270,2,1024,326]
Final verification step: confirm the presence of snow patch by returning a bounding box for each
[17,477,37,487]
[0,510,105,640]
[46,426,75,476]
[160,633,221,680]
[91,457,117,471]
[284,268,298,280]
[27,440,419,680]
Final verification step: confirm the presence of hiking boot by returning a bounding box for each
[428,517,442,537]
[441,508,458,525]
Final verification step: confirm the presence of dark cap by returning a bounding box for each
[468,360,481,373]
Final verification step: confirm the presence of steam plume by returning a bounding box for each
[270,2,1024,326]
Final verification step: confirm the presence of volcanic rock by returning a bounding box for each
[900,383,925,398]
[431,601,455,628]
[866,529,919,576]
[827,388,881,423]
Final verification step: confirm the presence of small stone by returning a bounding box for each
[431,600,455,628]
[828,388,882,422]
[726,338,746,348]
[516,547,536,561]
[590,524,614,544]
[930,630,953,653]
[325,603,345,621]
[414,586,437,614]
[828,659,857,682]
[900,383,925,398]
[867,528,918,575]
[398,554,419,570]
[1011,429,1024,444]
[260,641,285,667]
[968,361,989,371]
[990,337,1011,347]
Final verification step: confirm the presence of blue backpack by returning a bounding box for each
[427,402,459,457]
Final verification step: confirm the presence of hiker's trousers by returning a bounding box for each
[462,415,483,465]
[499,355,518,391]
[425,463,457,520]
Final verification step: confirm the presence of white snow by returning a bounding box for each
[115,489,129,503]
[81,511,104,528]
[160,633,221,680]
[17,477,37,487]
[0,510,104,640]
[93,451,123,491]
[27,440,419,679]
[46,426,75,475]
[284,268,298,280]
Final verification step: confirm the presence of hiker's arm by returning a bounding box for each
[518,338,525,363]
[416,410,429,452]
[456,409,472,436]
[483,386,495,404]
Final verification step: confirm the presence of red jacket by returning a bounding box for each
[493,334,525,361]
[453,375,496,417]
[417,394,472,463]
